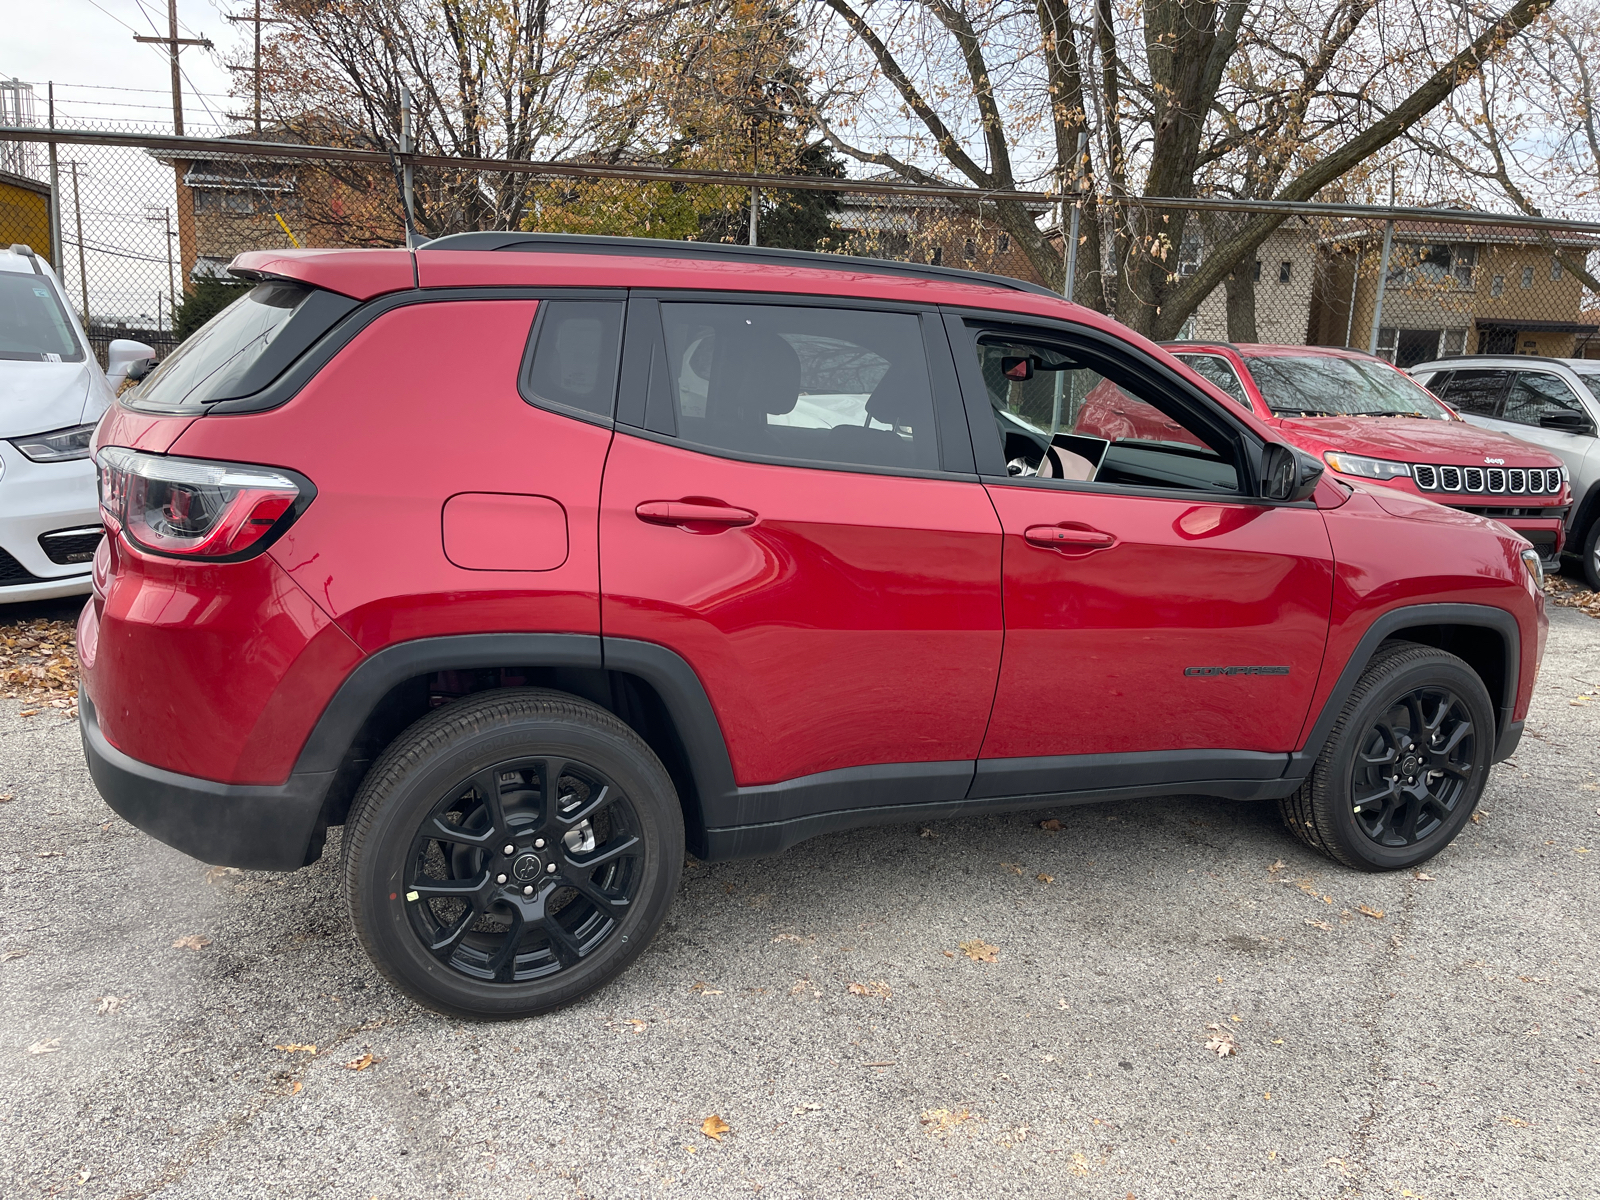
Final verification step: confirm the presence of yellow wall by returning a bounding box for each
[0,174,51,262]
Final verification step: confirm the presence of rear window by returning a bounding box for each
[0,270,84,362]
[520,300,625,421]
[127,281,336,409]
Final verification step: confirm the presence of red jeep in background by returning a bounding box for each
[80,237,1547,1018]
[1146,343,1572,564]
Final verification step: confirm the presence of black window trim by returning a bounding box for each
[200,286,626,415]
[614,290,978,481]
[516,296,627,427]
[941,308,1285,505]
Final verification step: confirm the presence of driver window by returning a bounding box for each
[975,335,1240,494]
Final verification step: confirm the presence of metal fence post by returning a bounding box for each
[749,185,759,247]
[1367,173,1396,356]
[47,82,61,273]
[68,159,87,325]
[400,87,417,250]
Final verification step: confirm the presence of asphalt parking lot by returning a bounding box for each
[1,601,1596,1200]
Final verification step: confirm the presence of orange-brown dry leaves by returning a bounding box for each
[701,1114,731,1141]
[1544,576,1600,619]
[959,939,999,963]
[0,618,79,711]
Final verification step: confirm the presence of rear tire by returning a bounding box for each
[1278,643,1494,871]
[342,688,684,1019]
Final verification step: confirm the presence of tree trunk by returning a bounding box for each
[1224,259,1257,342]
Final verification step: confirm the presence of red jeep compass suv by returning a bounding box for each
[80,236,1547,1018]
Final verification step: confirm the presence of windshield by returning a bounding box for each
[132,281,311,407]
[0,270,84,362]
[1244,354,1453,419]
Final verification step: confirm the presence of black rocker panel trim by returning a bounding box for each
[1287,602,1522,775]
[970,748,1289,799]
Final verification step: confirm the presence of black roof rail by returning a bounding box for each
[418,231,1063,299]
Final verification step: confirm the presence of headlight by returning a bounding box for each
[10,423,98,463]
[1520,547,1544,588]
[1322,452,1412,480]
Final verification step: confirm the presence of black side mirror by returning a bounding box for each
[1539,409,1592,433]
[1260,442,1323,503]
[127,357,158,382]
[1001,355,1034,382]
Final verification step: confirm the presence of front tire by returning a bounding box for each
[1580,518,1600,591]
[342,688,684,1019]
[1279,642,1494,871]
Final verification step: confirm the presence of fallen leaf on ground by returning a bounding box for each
[1036,873,1055,884]
[690,981,723,994]
[0,794,13,803]
[95,996,124,1015]
[286,1080,302,1095]
[701,1114,731,1141]
[1499,1114,1530,1127]
[1268,859,1286,873]
[27,1038,61,1055]
[792,1102,821,1115]
[0,949,28,962]
[1001,862,1023,876]
[1039,819,1063,832]
[275,1043,317,1053]
[1358,905,1385,920]
[1304,918,1334,931]
[1471,812,1482,823]
[1203,1024,1238,1058]
[1414,872,1436,881]
[847,980,892,1000]
[942,950,954,958]
[919,827,939,839]
[18,709,39,717]
[203,866,242,885]
[34,850,62,859]
[959,939,999,963]
[172,935,212,950]
[343,1052,377,1071]
[624,1019,648,1032]
[920,1108,974,1133]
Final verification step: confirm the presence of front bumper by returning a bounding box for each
[0,444,101,603]
[80,692,334,870]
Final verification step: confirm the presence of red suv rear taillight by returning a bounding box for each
[96,447,314,560]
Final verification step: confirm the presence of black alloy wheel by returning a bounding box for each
[1348,687,1475,848]
[343,689,683,1018]
[1280,642,1494,871]
[405,756,642,983]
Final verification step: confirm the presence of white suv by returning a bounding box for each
[0,244,151,603]
[1411,355,1600,588]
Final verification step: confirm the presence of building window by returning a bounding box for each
[1490,274,1505,297]
[1388,243,1476,287]
[1440,329,1467,357]
[1552,257,1564,281]
[1451,245,1477,285]
[1278,261,1292,284]
[1375,326,1399,364]
[1253,260,1262,282]
[997,233,1010,253]
[963,237,976,261]
[929,246,943,266]
[1178,232,1202,277]
[1521,266,1534,289]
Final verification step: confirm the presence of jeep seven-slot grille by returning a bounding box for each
[1412,465,1562,495]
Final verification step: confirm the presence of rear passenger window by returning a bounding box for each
[521,300,625,421]
[1433,368,1509,417]
[657,302,939,471]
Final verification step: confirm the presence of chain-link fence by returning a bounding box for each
[2,120,1597,371]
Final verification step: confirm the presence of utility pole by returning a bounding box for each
[134,0,214,135]
[67,160,88,326]
[1367,168,1398,358]
[226,1,287,133]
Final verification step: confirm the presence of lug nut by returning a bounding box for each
[546,863,557,874]
[496,873,508,884]
[522,884,534,896]
[534,838,546,849]
[503,843,516,856]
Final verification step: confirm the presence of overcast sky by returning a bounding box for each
[5,0,238,131]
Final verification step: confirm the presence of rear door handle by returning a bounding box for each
[1024,524,1115,550]
[635,500,758,530]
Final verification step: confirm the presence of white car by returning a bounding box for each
[0,244,152,604]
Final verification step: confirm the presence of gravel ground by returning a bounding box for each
[0,602,1595,1200]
